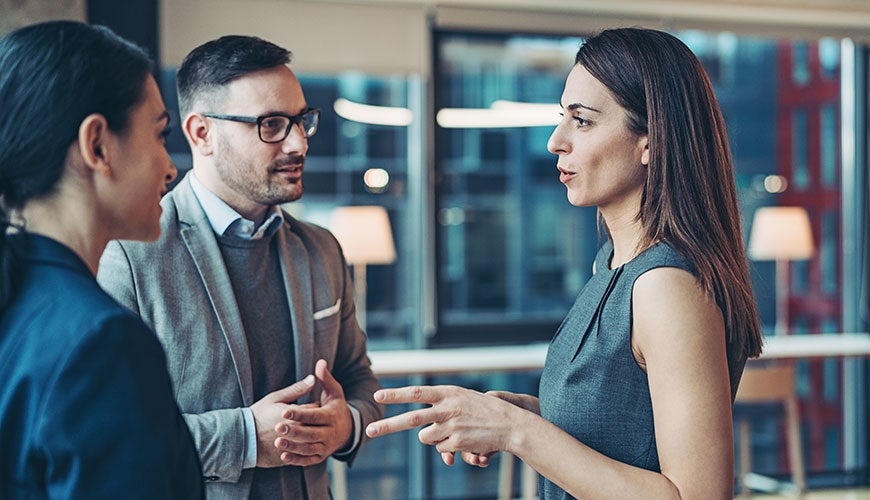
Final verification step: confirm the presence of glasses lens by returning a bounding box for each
[259,115,291,143]
[301,109,319,138]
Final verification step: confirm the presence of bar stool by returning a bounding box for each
[734,362,806,498]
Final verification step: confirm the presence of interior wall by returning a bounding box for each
[0,0,85,36]
[160,0,430,76]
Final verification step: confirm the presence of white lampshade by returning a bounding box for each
[748,206,814,261]
[329,206,396,265]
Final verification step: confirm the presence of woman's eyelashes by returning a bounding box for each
[573,115,591,128]
[558,112,592,129]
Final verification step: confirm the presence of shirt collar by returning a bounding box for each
[188,171,284,240]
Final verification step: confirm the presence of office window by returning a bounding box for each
[819,38,841,79]
[792,260,810,294]
[792,108,810,190]
[293,74,414,348]
[793,41,811,85]
[434,32,593,345]
[822,211,839,294]
[821,105,838,187]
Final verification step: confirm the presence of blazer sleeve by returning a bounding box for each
[98,240,249,482]
[39,314,204,499]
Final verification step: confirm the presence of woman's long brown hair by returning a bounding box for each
[577,28,763,367]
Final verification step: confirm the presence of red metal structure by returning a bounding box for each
[775,39,842,472]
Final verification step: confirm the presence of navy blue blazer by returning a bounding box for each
[0,234,203,499]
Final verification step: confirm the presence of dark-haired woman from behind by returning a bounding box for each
[0,21,203,498]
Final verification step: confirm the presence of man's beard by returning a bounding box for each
[214,149,306,207]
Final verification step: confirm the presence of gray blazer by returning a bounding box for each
[97,174,382,499]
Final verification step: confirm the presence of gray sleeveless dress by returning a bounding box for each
[537,240,694,499]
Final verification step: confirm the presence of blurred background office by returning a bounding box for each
[4,0,869,498]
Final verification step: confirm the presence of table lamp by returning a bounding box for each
[329,205,396,330]
[747,206,814,335]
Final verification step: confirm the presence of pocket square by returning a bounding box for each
[313,298,341,320]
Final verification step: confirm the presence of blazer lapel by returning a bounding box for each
[174,176,255,406]
[275,223,315,404]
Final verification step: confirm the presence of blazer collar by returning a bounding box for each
[187,172,284,239]
[15,233,92,278]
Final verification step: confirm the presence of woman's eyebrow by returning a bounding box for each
[566,102,601,113]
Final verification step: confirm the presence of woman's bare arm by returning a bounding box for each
[366,266,734,499]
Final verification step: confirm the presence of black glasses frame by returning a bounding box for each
[203,107,320,143]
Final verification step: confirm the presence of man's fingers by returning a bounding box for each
[274,421,322,441]
[274,436,328,456]
[282,406,333,425]
[268,375,315,404]
[365,408,441,438]
[278,450,327,467]
[278,402,320,422]
[314,358,345,402]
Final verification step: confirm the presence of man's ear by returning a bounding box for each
[183,113,215,156]
[77,113,112,177]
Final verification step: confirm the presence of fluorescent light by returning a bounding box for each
[333,98,412,126]
[436,101,561,128]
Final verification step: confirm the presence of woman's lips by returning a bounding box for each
[557,166,576,184]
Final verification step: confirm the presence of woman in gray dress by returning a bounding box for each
[365,28,763,499]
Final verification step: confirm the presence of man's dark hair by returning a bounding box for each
[176,35,292,117]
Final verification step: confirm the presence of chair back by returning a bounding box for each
[736,364,795,403]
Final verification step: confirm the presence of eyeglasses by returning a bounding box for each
[203,107,320,143]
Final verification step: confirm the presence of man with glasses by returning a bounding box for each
[98,35,382,499]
